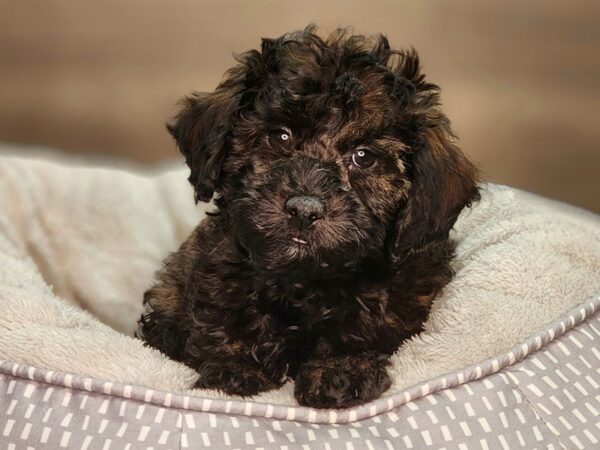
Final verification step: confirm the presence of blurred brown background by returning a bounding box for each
[1,1,599,211]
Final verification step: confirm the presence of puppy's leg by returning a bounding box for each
[141,304,286,396]
[294,352,391,408]
[193,352,284,396]
[141,295,286,396]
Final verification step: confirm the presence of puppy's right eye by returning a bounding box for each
[268,128,293,148]
[351,147,377,169]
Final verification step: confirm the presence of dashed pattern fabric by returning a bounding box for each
[1,296,599,449]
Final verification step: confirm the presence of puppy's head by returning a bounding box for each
[169,26,479,277]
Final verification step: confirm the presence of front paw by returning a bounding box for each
[194,361,282,396]
[294,353,391,408]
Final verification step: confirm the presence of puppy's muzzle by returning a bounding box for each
[285,195,325,230]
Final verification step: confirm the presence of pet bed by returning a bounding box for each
[1,147,599,449]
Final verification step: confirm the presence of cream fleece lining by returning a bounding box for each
[1,147,598,406]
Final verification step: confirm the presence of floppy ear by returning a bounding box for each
[167,78,246,203]
[389,52,480,258]
[391,126,480,259]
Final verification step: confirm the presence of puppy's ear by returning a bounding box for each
[390,52,480,258]
[167,81,245,203]
[393,130,479,255]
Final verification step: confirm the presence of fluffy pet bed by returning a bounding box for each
[1,147,599,449]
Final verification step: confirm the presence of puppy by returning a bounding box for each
[138,26,479,409]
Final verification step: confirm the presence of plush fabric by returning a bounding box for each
[0,146,599,406]
[2,300,599,448]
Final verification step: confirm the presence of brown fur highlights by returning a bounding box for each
[138,26,480,408]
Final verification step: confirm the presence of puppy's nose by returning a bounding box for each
[285,196,325,227]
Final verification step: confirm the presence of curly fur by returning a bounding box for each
[138,26,480,409]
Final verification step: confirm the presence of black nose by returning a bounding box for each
[285,196,325,227]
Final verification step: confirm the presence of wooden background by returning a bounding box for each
[1,0,598,211]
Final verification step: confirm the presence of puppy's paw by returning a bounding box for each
[294,353,391,408]
[194,361,281,396]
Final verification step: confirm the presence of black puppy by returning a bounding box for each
[139,26,479,409]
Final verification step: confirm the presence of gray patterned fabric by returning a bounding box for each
[1,296,599,449]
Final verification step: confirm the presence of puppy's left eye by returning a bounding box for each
[351,148,377,169]
[268,128,293,147]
